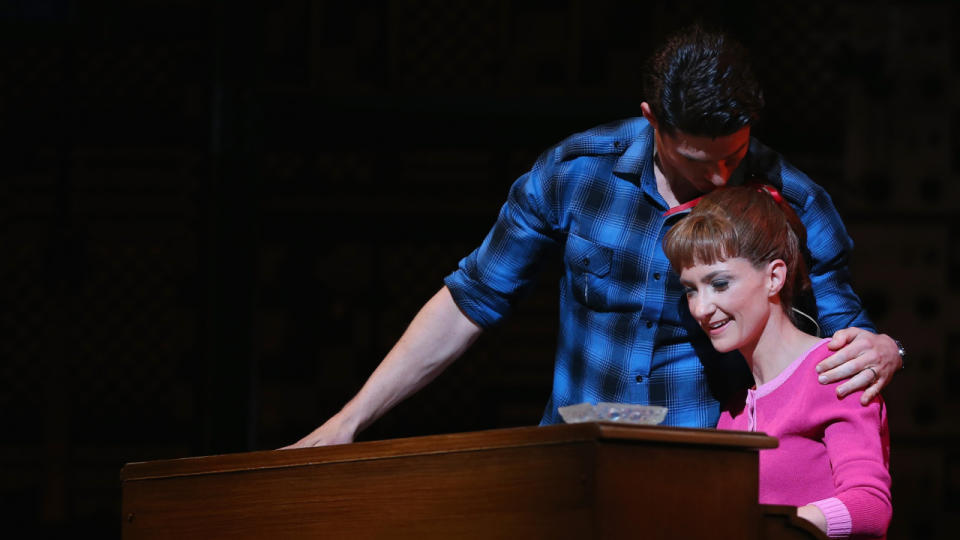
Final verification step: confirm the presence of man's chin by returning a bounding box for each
[690,181,724,195]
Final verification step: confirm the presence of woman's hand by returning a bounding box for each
[796,505,827,535]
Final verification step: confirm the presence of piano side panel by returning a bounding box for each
[595,441,763,539]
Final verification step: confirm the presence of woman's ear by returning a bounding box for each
[767,259,787,297]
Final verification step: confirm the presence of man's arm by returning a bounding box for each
[285,141,564,448]
[781,178,901,404]
[283,286,482,449]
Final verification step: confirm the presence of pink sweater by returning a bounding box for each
[717,339,891,538]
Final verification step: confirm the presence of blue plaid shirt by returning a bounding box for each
[444,117,874,427]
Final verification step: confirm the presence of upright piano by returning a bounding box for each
[120,423,826,539]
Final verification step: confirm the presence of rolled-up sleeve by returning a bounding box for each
[444,154,561,328]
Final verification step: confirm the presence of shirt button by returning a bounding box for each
[583,257,590,267]
[653,272,661,280]
[635,375,643,383]
[646,321,653,329]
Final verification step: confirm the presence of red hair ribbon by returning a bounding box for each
[757,184,784,203]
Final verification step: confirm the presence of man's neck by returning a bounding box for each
[653,153,702,207]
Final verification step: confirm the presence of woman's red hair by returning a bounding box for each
[662,185,811,322]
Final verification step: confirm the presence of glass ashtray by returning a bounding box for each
[558,402,668,425]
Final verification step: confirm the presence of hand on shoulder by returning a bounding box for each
[815,328,901,405]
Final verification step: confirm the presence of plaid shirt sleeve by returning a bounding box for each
[444,148,562,328]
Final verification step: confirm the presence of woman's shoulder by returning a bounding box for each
[757,337,831,397]
[794,339,887,413]
[789,338,836,392]
[799,338,834,368]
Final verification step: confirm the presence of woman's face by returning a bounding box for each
[678,257,774,353]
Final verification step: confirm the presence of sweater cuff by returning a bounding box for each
[811,497,852,538]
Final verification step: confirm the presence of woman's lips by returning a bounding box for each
[705,318,730,335]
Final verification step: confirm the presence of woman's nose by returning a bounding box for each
[689,295,714,319]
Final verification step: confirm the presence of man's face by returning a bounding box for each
[654,126,751,195]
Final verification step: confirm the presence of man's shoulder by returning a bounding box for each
[745,137,827,206]
[552,117,651,162]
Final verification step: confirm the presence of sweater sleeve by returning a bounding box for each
[817,390,892,537]
[810,497,852,538]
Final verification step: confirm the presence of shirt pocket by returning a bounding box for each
[564,233,614,309]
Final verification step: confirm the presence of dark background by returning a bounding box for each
[1,1,957,538]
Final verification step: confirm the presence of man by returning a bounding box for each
[285,25,902,448]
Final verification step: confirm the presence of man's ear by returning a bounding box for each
[767,260,787,297]
[640,102,659,131]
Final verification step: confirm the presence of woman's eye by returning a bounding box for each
[712,280,729,291]
[683,286,696,297]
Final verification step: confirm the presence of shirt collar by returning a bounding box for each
[613,119,756,213]
[612,120,666,207]
[612,120,655,177]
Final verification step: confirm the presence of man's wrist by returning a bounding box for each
[893,338,906,370]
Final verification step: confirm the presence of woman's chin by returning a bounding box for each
[709,338,739,354]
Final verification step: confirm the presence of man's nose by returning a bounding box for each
[706,162,730,183]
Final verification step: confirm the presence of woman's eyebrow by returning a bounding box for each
[703,270,725,282]
[681,269,725,286]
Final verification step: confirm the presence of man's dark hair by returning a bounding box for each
[644,25,764,137]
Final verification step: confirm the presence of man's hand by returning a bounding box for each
[815,327,901,405]
[280,287,482,450]
[281,414,356,449]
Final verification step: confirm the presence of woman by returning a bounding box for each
[662,185,891,538]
